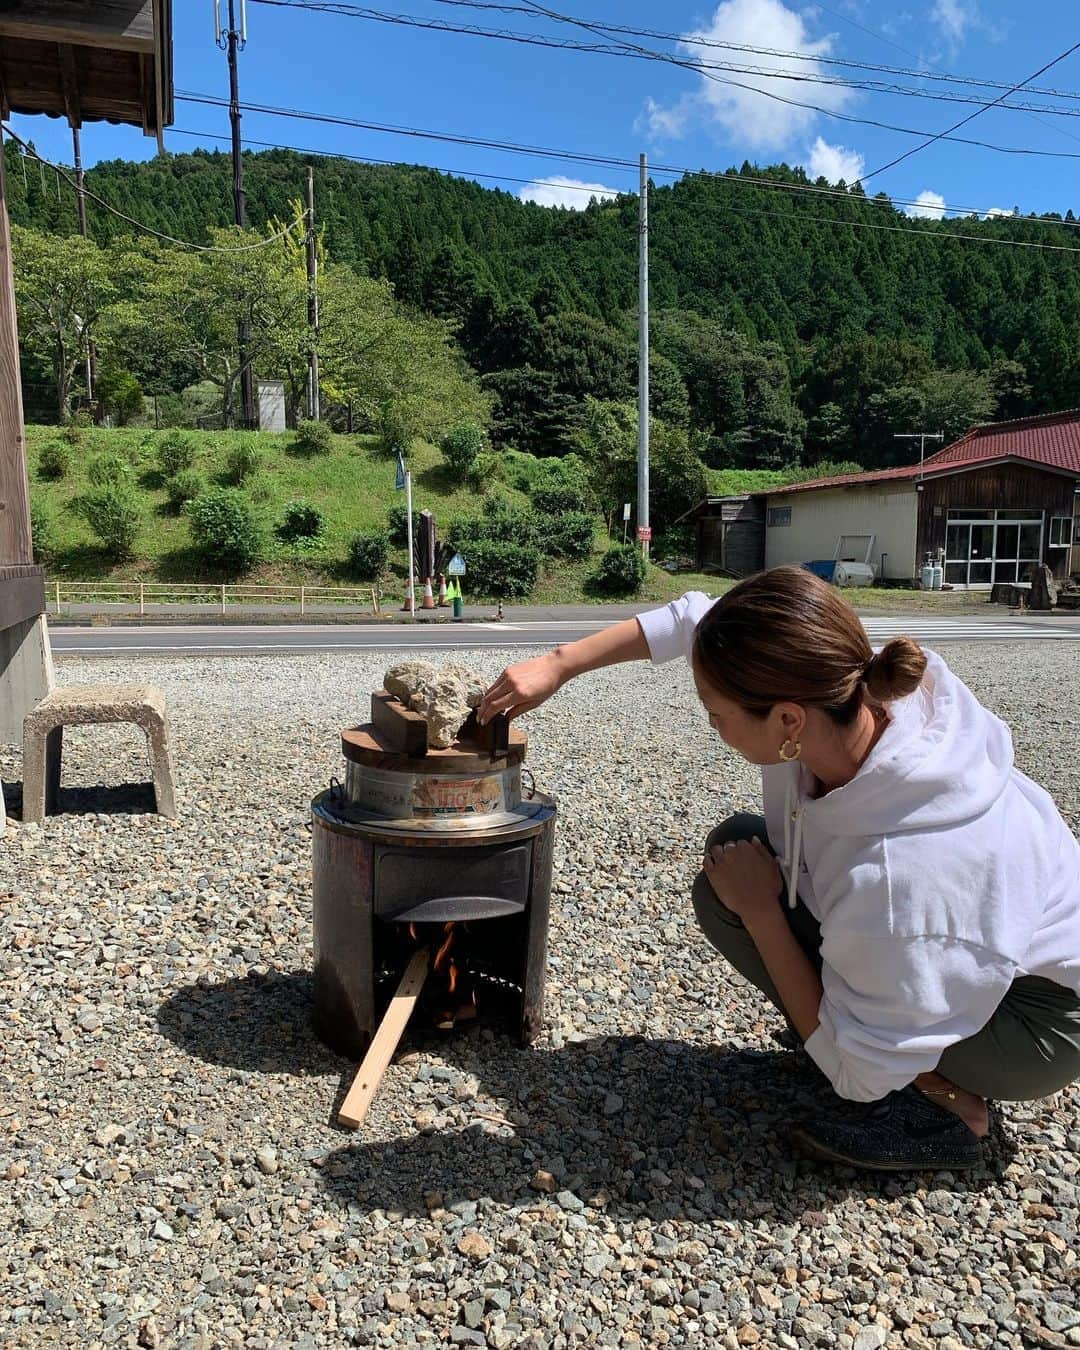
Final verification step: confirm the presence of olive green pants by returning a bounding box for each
[692,813,1080,1101]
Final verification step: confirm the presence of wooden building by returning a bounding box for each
[0,1,173,742]
[760,411,1080,588]
[676,495,765,577]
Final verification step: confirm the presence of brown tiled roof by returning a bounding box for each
[768,408,1080,496]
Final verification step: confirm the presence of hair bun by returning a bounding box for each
[864,637,927,702]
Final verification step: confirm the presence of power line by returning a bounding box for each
[165,125,1080,256]
[176,91,1080,229]
[856,39,1080,186]
[425,0,1080,105]
[249,0,1080,119]
[2,124,305,253]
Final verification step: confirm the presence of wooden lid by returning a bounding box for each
[341,723,527,773]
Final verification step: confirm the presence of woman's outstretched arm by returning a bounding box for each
[477,617,649,723]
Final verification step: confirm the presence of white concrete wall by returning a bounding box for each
[764,484,919,580]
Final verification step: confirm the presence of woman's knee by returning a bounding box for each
[703,812,769,856]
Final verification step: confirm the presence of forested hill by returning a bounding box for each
[10,140,1080,468]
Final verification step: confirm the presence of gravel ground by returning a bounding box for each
[1,643,1078,1350]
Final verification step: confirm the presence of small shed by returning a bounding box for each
[676,495,766,577]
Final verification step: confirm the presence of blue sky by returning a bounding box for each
[11,1,1080,223]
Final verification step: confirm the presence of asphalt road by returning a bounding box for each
[50,614,1080,656]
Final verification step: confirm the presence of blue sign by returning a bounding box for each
[395,451,406,491]
[447,553,466,576]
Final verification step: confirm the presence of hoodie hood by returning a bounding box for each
[807,649,1014,837]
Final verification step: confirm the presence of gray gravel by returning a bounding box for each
[1,643,1078,1349]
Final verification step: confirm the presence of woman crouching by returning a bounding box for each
[479,565,1080,1170]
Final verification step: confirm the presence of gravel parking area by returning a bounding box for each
[1,644,1077,1349]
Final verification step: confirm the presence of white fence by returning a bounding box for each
[46,580,381,617]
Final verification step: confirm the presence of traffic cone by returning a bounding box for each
[422,576,436,610]
[401,575,415,613]
[437,573,449,607]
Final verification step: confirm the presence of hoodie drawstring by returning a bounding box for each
[781,780,804,910]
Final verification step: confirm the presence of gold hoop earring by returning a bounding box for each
[779,739,801,762]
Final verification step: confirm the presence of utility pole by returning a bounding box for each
[216,0,256,430]
[71,125,95,409]
[305,165,320,421]
[895,430,945,477]
[637,152,650,560]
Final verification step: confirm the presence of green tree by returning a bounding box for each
[11,226,117,421]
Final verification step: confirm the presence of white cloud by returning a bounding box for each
[931,0,978,44]
[807,137,865,184]
[641,0,855,152]
[905,189,947,219]
[637,95,692,141]
[984,206,1015,219]
[517,177,619,210]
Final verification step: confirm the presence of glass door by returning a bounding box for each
[945,523,969,585]
[944,511,1044,587]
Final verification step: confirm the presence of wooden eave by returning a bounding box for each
[0,1,172,135]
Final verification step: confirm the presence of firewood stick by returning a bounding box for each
[337,947,431,1129]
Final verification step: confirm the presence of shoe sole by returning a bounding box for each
[789,1128,982,1172]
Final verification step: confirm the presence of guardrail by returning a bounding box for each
[46,580,381,617]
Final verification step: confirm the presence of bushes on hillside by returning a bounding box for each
[156,429,198,478]
[293,419,333,456]
[387,503,421,546]
[451,497,539,550]
[457,540,541,599]
[589,544,646,597]
[30,496,53,562]
[544,510,595,560]
[78,482,141,561]
[37,441,70,481]
[347,531,390,580]
[186,488,262,572]
[440,423,484,480]
[165,470,205,513]
[227,437,262,484]
[87,451,131,488]
[277,500,324,543]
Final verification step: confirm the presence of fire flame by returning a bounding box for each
[406,918,475,1027]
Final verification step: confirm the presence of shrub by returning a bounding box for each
[165,469,205,513]
[440,423,485,479]
[226,436,262,484]
[589,543,646,597]
[347,530,391,580]
[78,482,141,561]
[456,540,541,599]
[450,497,539,551]
[387,502,421,546]
[87,451,131,488]
[29,496,53,562]
[469,450,504,490]
[156,429,198,478]
[293,418,333,456]
[96,367,143,425]
[529,455,595,516]
[545,510,596,560]
[186,488,262,572]
[37,441,70,481]
[278,499,324,543]
[61,411,91,445]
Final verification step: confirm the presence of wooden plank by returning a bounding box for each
[0,565,46,628]
[0,1,154,52]
[370,690,428,757]
[337,948,431,1129]
[0,134,32,567]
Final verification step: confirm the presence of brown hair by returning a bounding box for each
[692,565,927,724]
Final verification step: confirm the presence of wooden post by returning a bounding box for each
[337,947,430,1129]
[0,131,33,566]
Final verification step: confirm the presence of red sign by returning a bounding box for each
[636,526,652,542]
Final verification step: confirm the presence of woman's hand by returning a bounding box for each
[704,837,784,931]
[478,652,565,724]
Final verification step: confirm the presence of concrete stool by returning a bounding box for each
[22,684,177,824]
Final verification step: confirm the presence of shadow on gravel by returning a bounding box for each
[157,970,343,1077]
[2,779,157,818]
[156,972,1018,1212]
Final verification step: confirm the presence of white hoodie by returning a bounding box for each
[639,591,1080,1102]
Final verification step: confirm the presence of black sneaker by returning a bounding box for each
[789,1085,984,1171]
